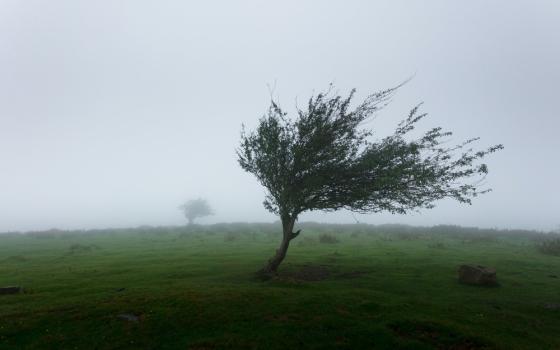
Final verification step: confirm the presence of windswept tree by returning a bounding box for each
[237,84,503,275]
[179,198,213,225]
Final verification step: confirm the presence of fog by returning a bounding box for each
[1,1,559,232]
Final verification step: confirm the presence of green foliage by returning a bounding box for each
[224,232,240,242]
[178,198,213,225]
[318,233,339,244]
[238,85,503,219]
[537,237,560,256]
[68,243,100,254]
[427,241,447,249]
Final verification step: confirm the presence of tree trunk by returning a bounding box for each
[188,217,194,225]
[258,215,300,277]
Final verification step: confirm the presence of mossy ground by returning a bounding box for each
[1,223,559,349]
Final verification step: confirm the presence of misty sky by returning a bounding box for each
[1,1,559,232]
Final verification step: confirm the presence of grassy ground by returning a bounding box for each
[1,223,559,349]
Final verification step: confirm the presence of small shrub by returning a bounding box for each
[427,242,446,249]
[248,232,258,241]
[69,244,99,254]
[224,232,239,242]
[394,232,424,240]
[350,231,362,238]
[26,229,63,239]
[461,235,498,244]
[319,233,339,244]
[537,238,560,256]
[177,232,192,239]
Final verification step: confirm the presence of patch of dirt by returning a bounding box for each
[389,320,491,349]
[275,264,371,282]
[282,264,331,281]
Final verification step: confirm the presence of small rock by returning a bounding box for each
[544,303,560,310]
[117,313,140,322]
[458,265,498,286]
[0,286,22,295]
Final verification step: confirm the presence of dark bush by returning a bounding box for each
[224,232,239,242]
[394,232,424,241]
[461,235,498,244]
[427,242,446,249]
[350,231,361,238]
[319,233,339,244]
[537,238,560,256]
[69,244,99,254]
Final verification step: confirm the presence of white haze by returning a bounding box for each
[1,1,559,232]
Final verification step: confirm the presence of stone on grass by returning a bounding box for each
[458,265,498,286]
[0,286,22,295]
[117,313,140,322]
[544,303,560,310]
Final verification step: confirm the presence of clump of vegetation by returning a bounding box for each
[461,234,499,244]
[350,231,362,238]
[537,238,560,256]
[177,232,191,239]
[394,231,424,241]
[26,228,66,239]
[224,232,240,242]
[68,243,99,254]
[247,232,259,241]
[428,242,446,249]
[319,233,339,244]
[179,198,213,225]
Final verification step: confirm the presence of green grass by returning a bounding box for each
[1,223,559,349]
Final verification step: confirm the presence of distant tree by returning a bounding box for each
[237,84,503,276]
[179,198,213,225]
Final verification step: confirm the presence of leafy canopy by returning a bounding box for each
[237,85,503,219]
[179,198,213,223]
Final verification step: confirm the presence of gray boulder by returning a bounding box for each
[0,286,22,295]
[117,313,140,322]
[458,265,498,286]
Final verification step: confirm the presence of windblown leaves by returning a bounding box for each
[237,86,503,218]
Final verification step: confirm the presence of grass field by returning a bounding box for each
[1,223,559,349]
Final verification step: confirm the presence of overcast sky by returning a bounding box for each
[1,1,559,232]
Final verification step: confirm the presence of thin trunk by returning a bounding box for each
[188,217,194,225]
[258,216,300,276]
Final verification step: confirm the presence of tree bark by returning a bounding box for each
[258,215,300,277]
[188,217,194,225]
